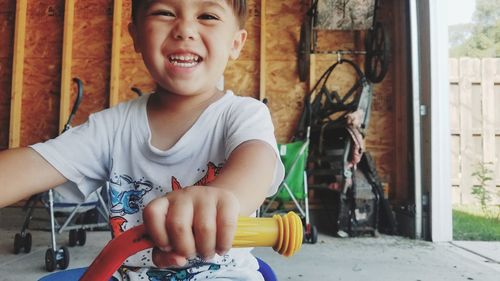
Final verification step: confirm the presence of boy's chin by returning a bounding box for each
[156,83,220,97]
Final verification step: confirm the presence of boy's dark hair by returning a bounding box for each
[131,0,248,29]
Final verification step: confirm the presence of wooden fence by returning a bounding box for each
[449,58,500,205]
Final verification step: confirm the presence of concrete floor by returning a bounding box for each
[0,207,499,281]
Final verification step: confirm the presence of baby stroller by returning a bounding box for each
[260,116,318,244]
[13,78,109,271]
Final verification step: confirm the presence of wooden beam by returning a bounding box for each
[9,0,28,148]
[392,0,409,203]
[59,0,76,132]
[308,54,316,93]
[259,0,266,101]
[109,0,123,107]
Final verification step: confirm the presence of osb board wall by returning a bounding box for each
[21,0,113,146]
[0,0,402,199]
[21,1,65,146]
[224,0,261,99]
[119,0,155,100]
[71,0,113,125]
[264,1,309,142]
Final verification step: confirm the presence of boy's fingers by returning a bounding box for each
[193,203,217,260]
[166,201,196,258]
[143,197,171,251]
[215,198,239,256]
[152,248,188,268]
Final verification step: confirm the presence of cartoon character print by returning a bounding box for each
[109,216,128,238]
[171,162,223,191]
[109,175,154,215]
[145,257,229,281]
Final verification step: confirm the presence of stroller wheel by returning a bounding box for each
[302,226,306,243]
[303,224,318,244]
[13,233,22,254]
[309,225,318,244]
[45,248,57,272]
[24,232,32,253]
[77,229,87,246]
[69,230,77,247]
[57,246,70,270]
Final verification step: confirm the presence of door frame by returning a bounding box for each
[410,0,452,241]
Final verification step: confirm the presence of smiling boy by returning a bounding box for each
[0,0,284,280]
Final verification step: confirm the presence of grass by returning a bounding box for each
[453,205,500,241]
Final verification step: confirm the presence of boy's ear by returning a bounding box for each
[128,22,141,53]
[229,29,248,60]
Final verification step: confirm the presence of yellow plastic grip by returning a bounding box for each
[81,212,303,281]
[235,212,303,257]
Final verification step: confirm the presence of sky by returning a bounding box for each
[446,0,476,26]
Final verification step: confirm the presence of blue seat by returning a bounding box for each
[39,257,277,281]
[256,257,278,281]
[38,267,89,281]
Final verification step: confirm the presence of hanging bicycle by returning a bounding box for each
[298,0,390,83]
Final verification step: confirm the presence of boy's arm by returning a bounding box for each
[210,139,277,215]
[143,140,278,267]
[0,148,67,207]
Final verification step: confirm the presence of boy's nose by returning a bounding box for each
[172,20,197,40]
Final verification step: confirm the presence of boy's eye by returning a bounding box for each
[150,10,175,17]
[198,13,220,20]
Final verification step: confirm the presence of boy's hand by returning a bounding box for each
[143,186,240,267]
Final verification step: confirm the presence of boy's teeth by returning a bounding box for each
[168,54,201,68]
[171,61,198,67]
[169,55,200,62]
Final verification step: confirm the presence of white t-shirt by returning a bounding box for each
[31,91,284,281]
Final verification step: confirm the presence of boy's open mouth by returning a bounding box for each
[168,54,202,68]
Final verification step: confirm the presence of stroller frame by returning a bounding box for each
[260,127,317,244]
[13,78,109,272]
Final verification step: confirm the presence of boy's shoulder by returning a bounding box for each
[113,94,148,111]
[83,94,148,132]
[222,90,267,111]
[96,94,148,118]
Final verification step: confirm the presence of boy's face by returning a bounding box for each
[129,0,247,96]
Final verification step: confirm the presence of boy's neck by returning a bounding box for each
[145,86,225,151]
[150,87,224,113]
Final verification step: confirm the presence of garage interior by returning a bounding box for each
[2,0,490,280]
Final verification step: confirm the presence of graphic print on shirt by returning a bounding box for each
[145,256,234,281]
[109,174,154,215]
[109,216,128,238]
[171,162,223,191]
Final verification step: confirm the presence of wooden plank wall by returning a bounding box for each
[449,57,500,205]
[0,0,404,202]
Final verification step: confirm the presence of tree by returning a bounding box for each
[449,0,500,57]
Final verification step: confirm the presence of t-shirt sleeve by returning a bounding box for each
[30,109,114,201]
[224,98,285,197]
